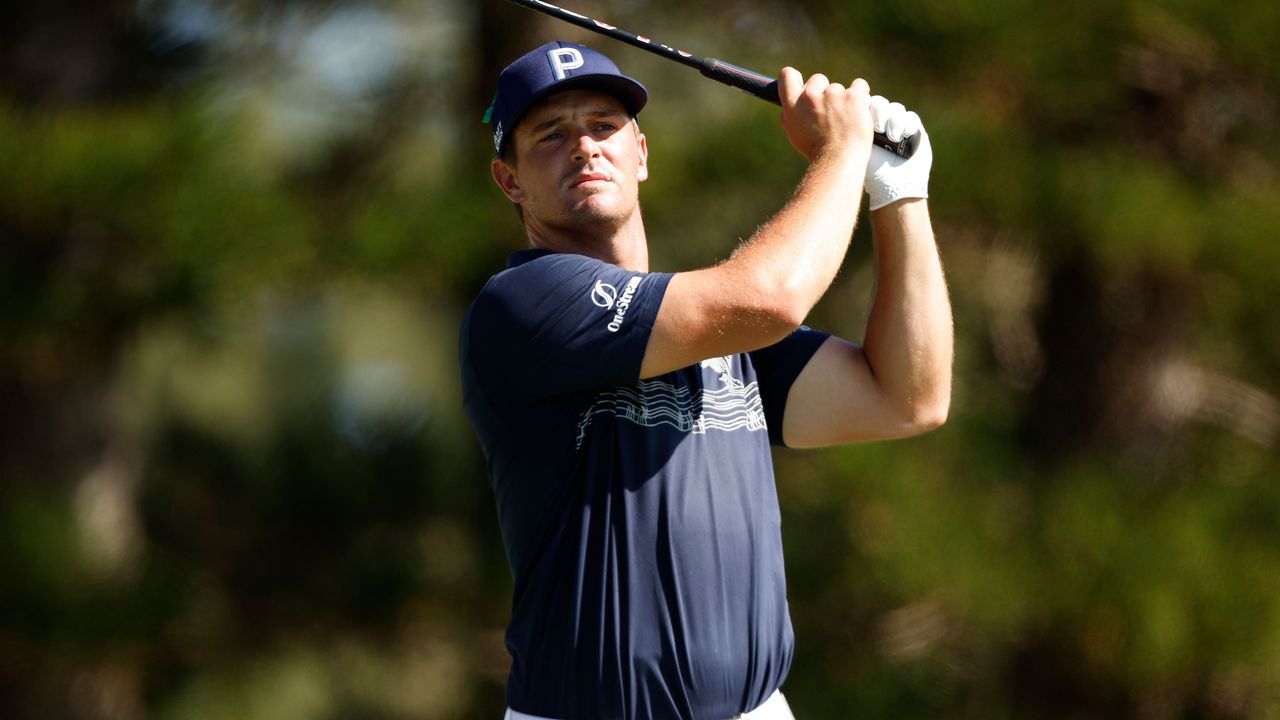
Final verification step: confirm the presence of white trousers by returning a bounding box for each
[505,688,795,720]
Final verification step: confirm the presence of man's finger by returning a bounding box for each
[778,67,804,108]
[903,110,923,139]
[869,95,890,134]
[803,73,831,100]
[884,101,908,141]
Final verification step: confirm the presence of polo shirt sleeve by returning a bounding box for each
[749,326,832,447]
[469,252,673,398]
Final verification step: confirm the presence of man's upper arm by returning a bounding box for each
[780,335,941,448]
[641,265,924,446]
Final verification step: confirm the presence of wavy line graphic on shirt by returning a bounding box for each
[574,357,765,449]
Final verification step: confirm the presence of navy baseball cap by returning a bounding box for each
[484,41,648,158]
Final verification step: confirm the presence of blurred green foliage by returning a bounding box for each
[1,0,1278,718]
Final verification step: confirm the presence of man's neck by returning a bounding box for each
[525,211,650,272]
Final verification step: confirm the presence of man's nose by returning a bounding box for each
[570,130,601,163]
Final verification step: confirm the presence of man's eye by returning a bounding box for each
[540,131,562,143]
[596,123,617,132]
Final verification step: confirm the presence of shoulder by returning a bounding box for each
[498,251,606,285]
[479,252,608,305]
[464,252,615,336]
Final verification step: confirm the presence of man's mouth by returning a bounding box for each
[568,171,610,189]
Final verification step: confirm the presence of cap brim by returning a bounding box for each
[543,74,648,117]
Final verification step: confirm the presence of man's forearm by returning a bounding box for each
[639,73,878,379]
[728,146,869,325]
[863,198,953,425]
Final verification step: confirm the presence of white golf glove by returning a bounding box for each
[864,96,932,211]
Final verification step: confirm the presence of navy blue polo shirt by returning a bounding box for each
[459,249,829,719]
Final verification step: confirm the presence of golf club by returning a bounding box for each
[502,0,921,158]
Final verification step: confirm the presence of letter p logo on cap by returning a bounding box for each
[547,47,585,80]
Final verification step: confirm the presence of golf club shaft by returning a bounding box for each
[502,0,919,159]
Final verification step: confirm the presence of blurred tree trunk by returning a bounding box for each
[0,2,162,717]
[0,0,149,105]
[0,0,164,484]
[1021,251,1192,469]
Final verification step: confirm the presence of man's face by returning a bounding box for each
[492,89,648,233]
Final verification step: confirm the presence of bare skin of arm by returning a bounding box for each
[782,198,953,447]
[640,68,874,378]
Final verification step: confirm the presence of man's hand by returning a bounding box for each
[864,96,932,210]
[777,68,874,163]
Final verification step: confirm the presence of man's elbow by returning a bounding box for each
[912,402,950,433]
[772,303,809,336]
[904,393,950,434]
[751,273,812,334]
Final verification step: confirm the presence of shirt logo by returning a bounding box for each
[700,356,745,391]
[607,276,642,333]
[591,280,617,309]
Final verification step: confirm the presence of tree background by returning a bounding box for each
[2,0,1278,717]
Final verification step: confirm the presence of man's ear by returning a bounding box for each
[491,157,526,204]
[636,128,649,183]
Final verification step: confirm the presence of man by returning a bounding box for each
[460,40,952,719]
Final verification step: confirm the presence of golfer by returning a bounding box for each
[460,41,953,720]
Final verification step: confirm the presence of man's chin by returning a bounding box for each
[564,197,628,225]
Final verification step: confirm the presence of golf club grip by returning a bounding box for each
[701,58,919,159]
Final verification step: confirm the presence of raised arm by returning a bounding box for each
[783,199,953,447]
[639,68,873,379]
[782,106,953,447]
